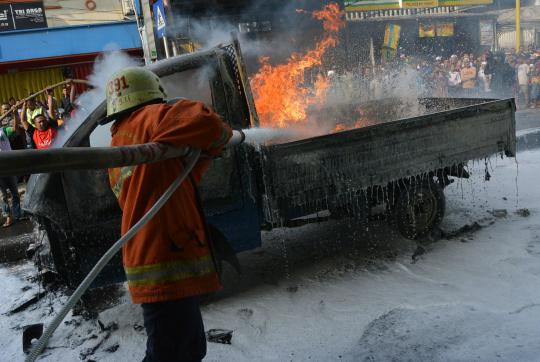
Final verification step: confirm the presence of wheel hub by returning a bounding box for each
[406,190,437,231]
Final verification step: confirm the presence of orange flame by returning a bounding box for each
[251,3,344,128]
[331,107,374,133]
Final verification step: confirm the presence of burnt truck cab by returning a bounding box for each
[24,40,263,288]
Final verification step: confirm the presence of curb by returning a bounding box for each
[517,128,540,152]
[0,219,34,263]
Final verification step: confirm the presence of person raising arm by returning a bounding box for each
[20,101,58,149]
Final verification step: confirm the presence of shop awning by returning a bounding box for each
[0,21,142,72]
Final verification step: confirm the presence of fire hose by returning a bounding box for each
[15,130,246,362]
[0,130,246,177]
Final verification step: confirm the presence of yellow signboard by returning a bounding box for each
[419,24,436,37]
[436,22,454,36]
[344,0,400,11]
[438,0,492,5]
[345,0,492,11]
[401,0,438,8]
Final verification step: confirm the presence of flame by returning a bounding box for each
[332,108,374,133]
[251,3,344,128]
[332,119,370,133]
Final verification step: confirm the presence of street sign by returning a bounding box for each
[153,0,166,39]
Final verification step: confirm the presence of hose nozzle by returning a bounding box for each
[227,130,246,147]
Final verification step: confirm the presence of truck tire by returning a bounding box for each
[391,178,445,239]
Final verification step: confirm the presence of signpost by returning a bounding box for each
[516,0,521,51]
[153,0,166,39]
[152,0,170,58]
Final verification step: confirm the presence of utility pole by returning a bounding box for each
[140,0,158,62]
[130,0,151,65]
[516,0,521,52]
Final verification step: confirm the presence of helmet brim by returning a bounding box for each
[98,98,165,126]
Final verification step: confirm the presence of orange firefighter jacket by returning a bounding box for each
[108,100,232,304]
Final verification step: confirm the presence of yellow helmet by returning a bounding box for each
[103,67,167,123]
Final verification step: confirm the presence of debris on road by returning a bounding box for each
[206,329,233,345]
[516,208,531,217]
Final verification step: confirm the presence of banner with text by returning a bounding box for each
[0,1,47,32]
[401,0,438,9]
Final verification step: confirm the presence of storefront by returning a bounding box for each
[0,21,142,102]
[344,1,496,65]
[0,1,142,102]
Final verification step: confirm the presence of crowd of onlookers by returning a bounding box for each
[411,49,540,108]
[326,48,540,109]
[0,81,76,227]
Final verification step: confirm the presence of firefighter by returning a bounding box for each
[102,67,232,361]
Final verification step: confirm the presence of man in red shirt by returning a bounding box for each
[20,113,58,149]
[20,94,59,149]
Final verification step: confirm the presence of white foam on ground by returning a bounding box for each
[2,149,540,361]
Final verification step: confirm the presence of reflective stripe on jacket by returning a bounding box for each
[108,100,232,304]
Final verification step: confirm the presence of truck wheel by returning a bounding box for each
[392,179,445,239]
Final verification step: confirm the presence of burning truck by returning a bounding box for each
[5,35,514,290]
[0,4,516,290]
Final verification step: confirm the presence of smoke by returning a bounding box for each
[243,65,438,145]
[159,66,214,105]
[161,3,468,145]
[164,3,425,143]
[166,1,328,72]
[52,51,139,147]
[168,16,236,52]
[322,63,424,121]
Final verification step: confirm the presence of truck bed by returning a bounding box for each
[260,98,516,224]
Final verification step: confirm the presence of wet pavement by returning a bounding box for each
[0,219,33,263]
[516,108,540,131]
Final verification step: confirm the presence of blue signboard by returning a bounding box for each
[153,0,166,39]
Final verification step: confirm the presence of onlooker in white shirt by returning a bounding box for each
[517,59,530,107]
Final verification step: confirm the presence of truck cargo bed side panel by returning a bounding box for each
[262,99,516,223]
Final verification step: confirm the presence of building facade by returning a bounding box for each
[0,0,142,102]
[496,5,540,50]
[344,0,497,65]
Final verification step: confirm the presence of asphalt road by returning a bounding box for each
[0,219,33,262]
[516,108,540,131]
